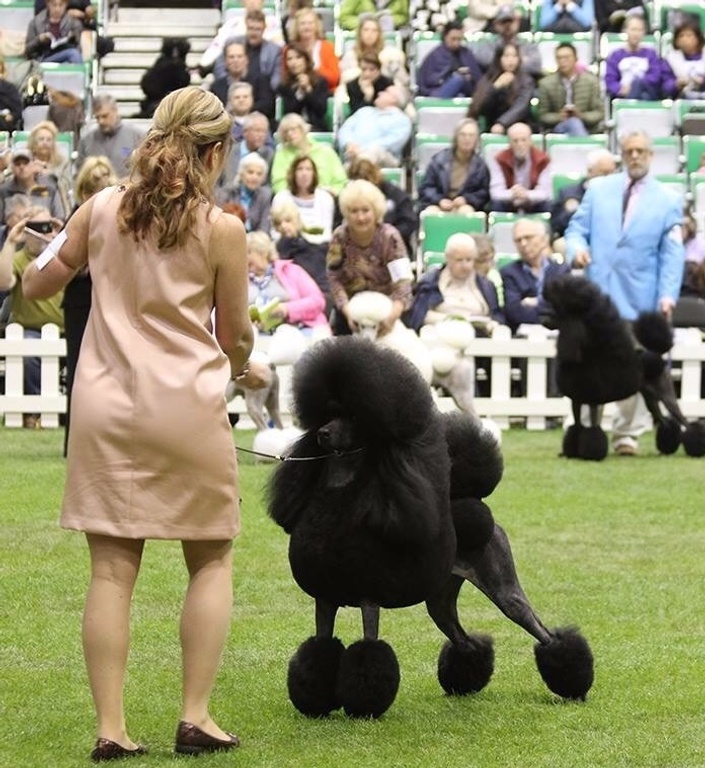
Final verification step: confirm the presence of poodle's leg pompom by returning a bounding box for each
[561,425,580,459]
[655,417,682,455]
[335,639,400,719]
[437,634,494,695]
[287,636,345,717]
[682,421,705,458]
[534,627,594,701]
[577,425,608,461]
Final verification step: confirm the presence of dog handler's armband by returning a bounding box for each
[35,230,68,271]
[387,257,413,282]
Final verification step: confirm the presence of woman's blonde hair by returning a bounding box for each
[118,86,232,250]
[338,179,386,224]
[355,16,383,57]
[246,230,277,262]
[270,200,302,229]
[276,112,309,144]
[74,155,118,204]
[291,7,324,41]
[28,120,63,166]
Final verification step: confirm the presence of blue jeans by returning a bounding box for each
[553,116,589,136]
[42,47,83,64]
[430,73,475,98]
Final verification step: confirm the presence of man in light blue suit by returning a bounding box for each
[565,130,685,456]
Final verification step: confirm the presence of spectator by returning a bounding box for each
[418,117,490,216]
[347,156,417,252]
[501,217,569,333]
[226,82,256,142]
[278,45,329,131]
[216,152,272,233]
[25,0,83,64]
[230,8,283,94]
[472,232,504,303]
[76,94,145,178]
[210,41,275,122]
[489,122,551,213]
[0,56,23,133]
[550,148,617,249]
[537,43,604,136]
[682,203,705,270]
[339,16,410,103]
[416,20,483,98]
[594,0,647,34]
[538,0,594,33]
[339,0,410,31]
[665,18,705,100]
[463,0,523,33]
[0,206,65,428]
[327,179,413,335]
[271,155,335,244]
[281,0,313,44]
[246,230,329,333]
[270,113,347,195]
[565,130,685,455]
[605,12,677,101]
[220,111,274,188]
[337,53,412,166]
[199,0,283,77]
[470,5,542,82]
[285,8,340,92]
[468,42,534,135]
[27,120,73,215]
[406,232,505,410]
[0,147,66,224]
[270,200,331,310]
[137,37,191,120]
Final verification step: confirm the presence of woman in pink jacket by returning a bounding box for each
[246,230,330,332]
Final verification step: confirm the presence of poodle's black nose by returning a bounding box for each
[317,425,332,449]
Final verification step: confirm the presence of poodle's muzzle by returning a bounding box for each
[317,418,363,456]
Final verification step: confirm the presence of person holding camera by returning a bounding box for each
[0,148,66,225]
[537,42,604,136]
[416,20,483,98]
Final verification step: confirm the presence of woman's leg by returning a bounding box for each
[83,534,144,747]
[180,539,233,738]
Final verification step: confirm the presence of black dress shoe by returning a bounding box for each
[90,738,148,762]
[174,720,240,755]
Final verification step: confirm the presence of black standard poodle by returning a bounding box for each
[542,273,705,460]
[268,336,594,719]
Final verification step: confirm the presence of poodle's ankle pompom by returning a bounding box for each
[561,424,580,458]
[336,639,400,718]
[682,421,705,458]
[437,634,494,695]
[287,636,345,717]
[534,627,594,701]
[655,417,682,455]
[577,425,608,461]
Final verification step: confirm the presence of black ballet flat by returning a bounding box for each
[174,720,241,755]
[90,738,148,762]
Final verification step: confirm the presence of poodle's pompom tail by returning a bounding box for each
[336,639,400,718]
[287,636,345,717]
[682,420,705,457]
[437,634,494,695]
[534,627,594,701]
[633,312,673,355]
[655,416,682,455]
[443,412,504,499]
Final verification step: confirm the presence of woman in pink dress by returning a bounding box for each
[22,87,266,761]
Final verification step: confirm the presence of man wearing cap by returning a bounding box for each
[0,148,66,226]
[76,93,145,178]
[470,4,543,81]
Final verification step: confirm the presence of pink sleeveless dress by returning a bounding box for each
[61,186,240,540]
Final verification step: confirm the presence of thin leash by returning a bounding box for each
[236,445,365,463]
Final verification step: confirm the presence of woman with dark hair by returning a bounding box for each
[468,42,534,134]
[271,154,335,243]
[666,19,705,100]
[278,44,329,131]
[21,86,267,760]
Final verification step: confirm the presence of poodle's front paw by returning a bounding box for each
[437,634,494,695]
[287,636,345,717]
[534,626,594,701]
[655,417,683,455]
[682,420,705,457]
[336,639,400,718]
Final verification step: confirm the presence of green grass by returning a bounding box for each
[1,427,704,768]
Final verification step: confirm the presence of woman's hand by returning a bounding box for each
[494,72,514,89]
[7,217,29,246]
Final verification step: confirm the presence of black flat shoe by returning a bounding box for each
[174,720,240,755]
[91,738,148,762]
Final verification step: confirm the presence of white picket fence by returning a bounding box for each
[2,322,704,430]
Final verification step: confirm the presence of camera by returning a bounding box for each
[25,220,54,235]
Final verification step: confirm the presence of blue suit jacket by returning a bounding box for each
[500,257,570,333]
[565,173,685,320]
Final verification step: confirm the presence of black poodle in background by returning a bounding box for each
[137,37,191,119]
[268,337,594,719]
[542,274,705,460]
